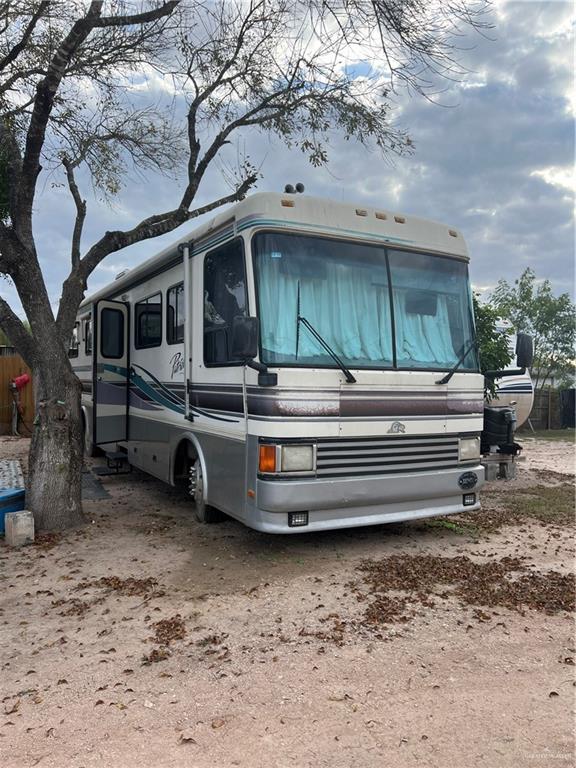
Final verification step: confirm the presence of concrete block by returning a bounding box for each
[483,463,499,482]
[5,510,34,547]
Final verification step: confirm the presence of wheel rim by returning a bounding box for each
[189,460,205,518]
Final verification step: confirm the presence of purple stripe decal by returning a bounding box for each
[186,385,483,418]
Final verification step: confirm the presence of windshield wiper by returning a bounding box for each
[435,339,477,385]
[297,315,357,384]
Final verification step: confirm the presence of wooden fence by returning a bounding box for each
[518,387,563,432]
[0,355,34,436]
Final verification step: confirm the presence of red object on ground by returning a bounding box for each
[12,373,31,390]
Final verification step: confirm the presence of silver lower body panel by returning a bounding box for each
[247,464,484,533]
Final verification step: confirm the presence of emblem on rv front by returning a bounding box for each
[387,421,406,434]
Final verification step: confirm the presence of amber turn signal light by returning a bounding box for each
[259,444,277,473]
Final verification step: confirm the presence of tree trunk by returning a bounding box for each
[27,364,85,531]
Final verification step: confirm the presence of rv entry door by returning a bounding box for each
[93,299,130,445]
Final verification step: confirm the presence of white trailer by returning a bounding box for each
[71,191,511,532]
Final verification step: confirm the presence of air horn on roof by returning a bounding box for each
[284,183,305,194]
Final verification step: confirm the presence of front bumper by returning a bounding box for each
[249,464,485,533]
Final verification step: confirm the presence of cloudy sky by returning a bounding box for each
[3,0,574,317]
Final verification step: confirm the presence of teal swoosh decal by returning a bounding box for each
[103,363,239,423]
[131,370,185,414]
[131,364,185,407]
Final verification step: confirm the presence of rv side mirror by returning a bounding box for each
[231,316,259,360]
[516,332,533,369]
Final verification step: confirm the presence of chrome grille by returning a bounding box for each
[316,435,460,478]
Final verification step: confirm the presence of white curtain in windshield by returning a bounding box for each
[255,234,393,365]
[254,233,476,370]
[388,249,475,370]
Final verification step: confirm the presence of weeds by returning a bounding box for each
[482,484,573,530]
[444,483,575,533]
[424,519,478,535]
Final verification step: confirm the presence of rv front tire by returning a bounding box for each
[189,458,223,524]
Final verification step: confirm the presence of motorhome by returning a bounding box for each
[71,191,524,533]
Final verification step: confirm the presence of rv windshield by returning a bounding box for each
[253,232,478,372]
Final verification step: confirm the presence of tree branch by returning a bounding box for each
[16,0,179,230]
[83,174,257,275]
[184,82,333,209]
[16,1,103,229]
[62,155,86,268]
[0,1,49,72]
[0,67,47,98]
[0,297,35,367]
[55,173,257,343]
[0,120,22,220]
[92,1,180,29]
[0,220,26,273]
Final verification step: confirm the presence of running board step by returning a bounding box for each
[105,450,128,461]
[92,450,132,475]
[92,465,131,476]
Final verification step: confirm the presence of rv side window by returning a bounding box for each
[84,318,92,355]
[203,239,247,366]
[135,293,162,349]
[100,308,124,359]
[167,283,184,344]
[68,322,80,358]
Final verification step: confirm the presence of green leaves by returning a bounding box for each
[472,294,513,399]
[491,268,576,390]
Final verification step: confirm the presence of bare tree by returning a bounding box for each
[0,0,490,530]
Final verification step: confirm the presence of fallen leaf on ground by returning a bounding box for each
[4,700,20,715]
[152,615,186,645]
[142,648,170,665]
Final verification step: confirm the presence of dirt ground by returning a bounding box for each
[0,436,574,768]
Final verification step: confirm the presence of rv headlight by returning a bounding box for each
[459,436,480,462]
[280,445,315,473]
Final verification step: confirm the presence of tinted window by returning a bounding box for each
[84,318,92,355]
[203,240,247,365]
[68,322,80,358]
[101,309,124,359]
[167,283,184,344]
[135,293,162,349]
